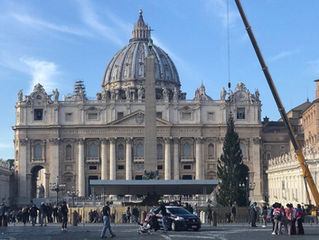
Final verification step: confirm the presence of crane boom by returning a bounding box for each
[234,0,319,207]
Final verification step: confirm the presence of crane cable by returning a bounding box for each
[227,0,231,90]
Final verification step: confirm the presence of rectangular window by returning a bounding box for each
[182,175,193,180]
[237,108,245,119]
[117,112,124,119]
[157,165,163,170]
[89,165,97,170]
[207,112,215,121]
[181,112,192,120]
[183,165,191,170]
[34,109,43,121]
[65,113,73,121]
[135,175,143,180]
[118,165,124,170]
[88,113,98,120]
[156,112,162,118]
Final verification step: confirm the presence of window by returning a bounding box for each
[34,109,43,121]
[207,112,215,121]
[237,108,245,119]
[183,165,191,170]
[118,165,124,170]
[157,144,163,159]
[88,143,98,158]
[89,165,97,170]
[182,143,191,157]
[88,113,98,120]
[240,142,246,158]
[117,112,124,119]
[266,152,271,160]
[34,144,42,159]
[280,145,285,150]
[181,112,192,120]
[157,165,163,170]
[66,144,72,160]
[118,144,124,160]
[65,113,73,121]
[135,175,143,180]
[136,142,144,158]
[156,112,162,118]
[208,144,214,158]
[182,175,193,180]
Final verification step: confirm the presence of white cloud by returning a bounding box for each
[270,50,299,62]
[204,0,240,28]
[20,57,60,92]
[76,0,126,47]
[11,13,91,37]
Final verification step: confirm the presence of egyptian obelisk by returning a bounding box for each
[144,39,157,173]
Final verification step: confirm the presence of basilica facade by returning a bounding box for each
[13,11,263,204]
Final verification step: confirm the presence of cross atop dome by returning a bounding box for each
[131,9,151,42]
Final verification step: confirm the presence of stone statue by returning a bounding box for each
[173,87,179,102]
[194,88,200,100]
[125,88,131,101]
[38,184,45,198]
[162,88,169,101]
[96,93,102,100]
[255,89,260,101]
[53,88,59,102]
[110,90,115,101]
[78,88,84,100]
[18,90,23,102]
[138,86,143,101]
[221,87,226,100]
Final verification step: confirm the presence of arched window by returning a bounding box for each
[34,144,42,159]
[240,142,246,158]
[88,143,98,158]
[136,142,144,158]
[208,143,214,158]
[118,144,124,160]
[157,144,163,159]
[183,143,191,158]
[66,145,72,160]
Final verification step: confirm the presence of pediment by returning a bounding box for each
[107,110,172,126]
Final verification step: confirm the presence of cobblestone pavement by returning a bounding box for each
[0,223,318,240]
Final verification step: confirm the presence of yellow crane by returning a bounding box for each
[234,0,319,208]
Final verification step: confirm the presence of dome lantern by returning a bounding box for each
[131,9,151,42]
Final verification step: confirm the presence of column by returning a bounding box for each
[78,139,85,197]
[195,138,203,180]
[164,138,171,180]
[44,170,50,198]
[18,139,28,204]
[49,138,60,198]
[109,138,116,180]
[101,139,108,180]
[126,138,132,180]
[173,138,179,180]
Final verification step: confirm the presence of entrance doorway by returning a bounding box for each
[31,165,46,199]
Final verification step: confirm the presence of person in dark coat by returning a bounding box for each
[250,202,258,227]
[39,202,48,227]
[60,201,68,231]
[29,204,39,226]
[295,204,304,235]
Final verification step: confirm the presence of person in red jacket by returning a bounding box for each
[295,204,304,235]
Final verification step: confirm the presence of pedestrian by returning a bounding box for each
[29,204,39,227]
[126,207,131,223]
[132,206,139,223]
[206,204,212,225]
[60,201,68,231]
[281,205,287,234]
[22,205,29,226]
[272,203,283,235]
[156,200,168,233]
[285,204,293,235]
[291,204,296,235]
[250,202,258,227]
[295,204,304,235]
[261,205,267,227]
[0,202,6,227]
[231,204,237,223]
[39,202,48,227]
[100,201,116,238]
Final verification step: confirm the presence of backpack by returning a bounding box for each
[273,209,281,220]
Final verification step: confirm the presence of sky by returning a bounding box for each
[0,0,319,159]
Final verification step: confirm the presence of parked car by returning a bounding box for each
[146,205,201,231]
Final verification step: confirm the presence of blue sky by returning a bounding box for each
[0,0,319,159]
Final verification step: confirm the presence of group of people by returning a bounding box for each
[270,202,304,235]
[124,206,140,223]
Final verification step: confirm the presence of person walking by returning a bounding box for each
[22,205,29,226]
[206,204,212,226]
[29,204,39,227]
[272,203,283,235]
[295,204,304,235]
[60,201,68,231]
[261,205,268,228]
[157,200,168,233]
[285,204,293,235]
[39,202,48,227]
[100,201,116,238]
[231,204,237,223]
[126,207,131,223]
[250,202,258,227]
[132,206,139,224]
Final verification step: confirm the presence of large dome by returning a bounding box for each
[102,10,180,93]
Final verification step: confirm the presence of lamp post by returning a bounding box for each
[67,189,79,207]
[50,177,65,205]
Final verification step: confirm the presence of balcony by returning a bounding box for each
[180,156,194,163]
[86,157,100,163]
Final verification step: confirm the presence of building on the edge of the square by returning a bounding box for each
[0,159,13,203]
[13,10,264,205]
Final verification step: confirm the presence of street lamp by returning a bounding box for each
[50,177,66,205]
[67,189,79,207]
